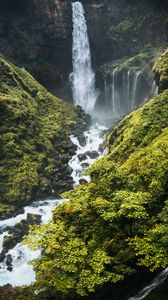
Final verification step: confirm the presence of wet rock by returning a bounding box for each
[99,143,107,153]
[0,252,5,262]
[81,162,90,169]
[6,254,12,267]
[79,179,88,185]
[84,150,99,159]
[7,266,13,272]
[3,214,42,253]
[0,284,12,291]
[78,154,87,161]
[60,154,69,164]
[78,135,86,147]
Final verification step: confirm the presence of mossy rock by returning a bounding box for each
[0,53,89,219]
[153,48,168,93]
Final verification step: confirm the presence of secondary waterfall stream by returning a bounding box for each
[70,1,97,114]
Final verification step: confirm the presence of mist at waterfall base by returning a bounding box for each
[94,69,158,121]
[70,2,157,121]
[0,2,163,299]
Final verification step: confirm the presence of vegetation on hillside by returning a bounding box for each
[24,50,168,299]
[153,48,168,92]
[0,54,89,219]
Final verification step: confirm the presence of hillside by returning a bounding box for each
[0,54,89,219]
[22,49,168,300]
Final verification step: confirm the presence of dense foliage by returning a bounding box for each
[24,50,168,298]
[0,54,88,219]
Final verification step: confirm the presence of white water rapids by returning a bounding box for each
[0,123,107,287]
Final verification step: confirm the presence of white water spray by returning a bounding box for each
[0,124,107,287]
[111,68,118,114]
[127,70,131,107]
[131,71,141,109]
[151,80,158,96]
[71,2,97,114]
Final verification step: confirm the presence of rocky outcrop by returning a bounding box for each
[153,48,168,93]
[0,0,73,97]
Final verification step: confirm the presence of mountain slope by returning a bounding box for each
[0,54,89,219]
[24,49,168,299]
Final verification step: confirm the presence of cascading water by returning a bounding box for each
[151,80,158,96]
[70,1,97,114]
[127,70,131,108]
[128,268,168,300]
[0,124,107,287]
[102,69,158,118]
[131,71,141,109]
[0,1,107,288]
[111,67,118,114]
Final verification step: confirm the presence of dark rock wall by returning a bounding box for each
[0,0,167,97]
[0,0,72,94]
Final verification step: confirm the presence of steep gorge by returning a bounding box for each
[0,1,168,299]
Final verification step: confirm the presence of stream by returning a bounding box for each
[0,122,107,287]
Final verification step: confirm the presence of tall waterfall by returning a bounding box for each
[71,2,97,114]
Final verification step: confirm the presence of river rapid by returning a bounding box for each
[0,122,107,287]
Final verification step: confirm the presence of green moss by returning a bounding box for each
[24,50,168,298]
[153,48,168,92]
[0,54,88,218]
[25,96,168,294]
[117,46,163,72]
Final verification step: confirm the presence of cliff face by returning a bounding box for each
[0,0,72,96]
[0,0,167,98]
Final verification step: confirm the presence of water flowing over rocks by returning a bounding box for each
[0,122,107,287]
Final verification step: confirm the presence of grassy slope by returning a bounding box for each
[0,54,88,219]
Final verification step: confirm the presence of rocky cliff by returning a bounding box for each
[0,0,167,99]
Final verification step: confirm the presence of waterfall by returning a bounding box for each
[127,70,131,109]
[71,1,97,114]
[131,71,141,109]
[151,80,158,96]
[104,79,108,107]
[111,67,118,114]
[128,268,168,300]
[127,70,131,99]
